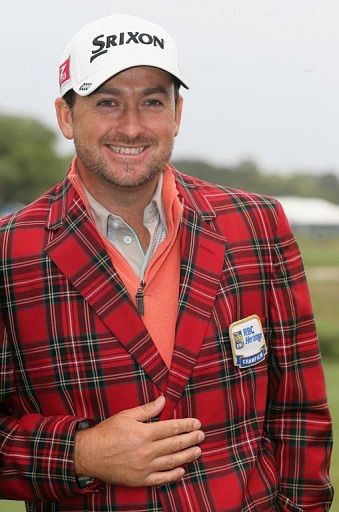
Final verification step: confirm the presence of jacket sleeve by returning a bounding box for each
[267,201,333,511]
[0,313,97,501]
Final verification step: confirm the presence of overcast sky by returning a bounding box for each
[1,0,339,175]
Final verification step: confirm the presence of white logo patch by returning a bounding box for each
[229,315,267,368]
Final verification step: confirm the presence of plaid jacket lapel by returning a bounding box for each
[44,175,227,409]
[45,179,169,390]
[161,174,227,418]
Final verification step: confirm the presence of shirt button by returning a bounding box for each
[123,235,132,245]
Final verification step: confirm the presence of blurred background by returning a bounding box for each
[1,0,338,510]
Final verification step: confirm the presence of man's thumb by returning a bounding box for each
[123,395,166,422]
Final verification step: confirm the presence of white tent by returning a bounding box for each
[277,197,339,226]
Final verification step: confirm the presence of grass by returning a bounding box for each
[0,236,338,511]
[324,360,339,510]
[297,236,339,267]
[307,279,339,358]
[298,235,339,359]
[297,235,339,508]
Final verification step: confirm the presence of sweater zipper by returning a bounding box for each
[134,213,163,316]
[135,280,146,316]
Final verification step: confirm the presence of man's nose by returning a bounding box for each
[115,106,144,140]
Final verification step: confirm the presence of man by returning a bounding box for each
[0,13,333,512]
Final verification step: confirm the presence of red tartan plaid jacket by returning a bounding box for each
[0,169,333,511]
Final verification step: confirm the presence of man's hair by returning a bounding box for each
[63,76,181,109]
[63,89,77,109]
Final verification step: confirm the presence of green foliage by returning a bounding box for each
[173,158,339,205]
[0,114,67,206]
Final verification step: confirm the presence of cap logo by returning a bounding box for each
[79,82,92,91]
[90,32,165,63]
[59,57,71,87]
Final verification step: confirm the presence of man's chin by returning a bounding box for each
[99,167,162,191]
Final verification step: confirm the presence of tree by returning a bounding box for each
[0,114,68,207]
[1,113,339,209]
[174,158,339,205]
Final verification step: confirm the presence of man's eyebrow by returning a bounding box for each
[142,85,170,96]
[92,85,171,96]
[93,87,122,96]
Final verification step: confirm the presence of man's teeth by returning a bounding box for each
[109,146,144,155]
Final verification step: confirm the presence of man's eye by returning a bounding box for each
[97,100,117,107]
[145,99,163,107]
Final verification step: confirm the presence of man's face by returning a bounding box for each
[56,66,183,191]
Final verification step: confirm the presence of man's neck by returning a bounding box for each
[77,168,162,252]
[78,170,160,222]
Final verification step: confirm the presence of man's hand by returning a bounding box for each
[74,395,205,487]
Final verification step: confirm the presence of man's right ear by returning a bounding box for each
[55,98,74,140]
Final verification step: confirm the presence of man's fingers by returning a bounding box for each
[153,445,202,473]
[149,417,202,441]
[144,467,186,487]
[145,444,203,486]
[153,429,205,458]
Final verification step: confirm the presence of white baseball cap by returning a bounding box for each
[58,13,188,97]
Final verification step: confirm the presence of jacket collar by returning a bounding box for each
[173,168,217,221]
[46,175,76,231]
[46,166,218,232]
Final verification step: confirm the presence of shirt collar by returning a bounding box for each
[83,172,166,238]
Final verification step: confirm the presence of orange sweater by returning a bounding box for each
[68,158,182,367]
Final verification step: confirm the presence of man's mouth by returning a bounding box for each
[107,145,146,155]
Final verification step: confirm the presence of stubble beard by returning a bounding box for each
[74,137,174,190]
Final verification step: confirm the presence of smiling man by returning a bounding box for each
[58,68,182,188]
[0,13,333,512]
